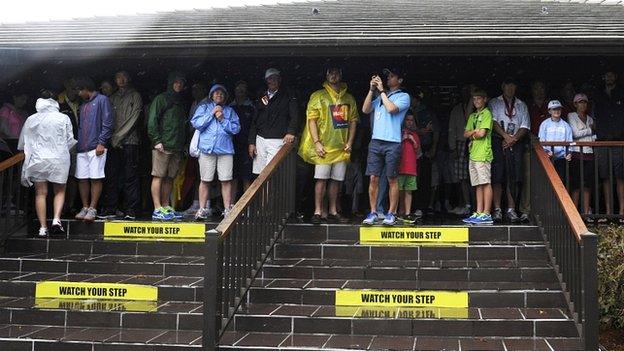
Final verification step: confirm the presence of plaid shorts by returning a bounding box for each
[453,141,469,181]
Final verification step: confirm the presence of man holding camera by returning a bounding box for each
[362,68,411,226]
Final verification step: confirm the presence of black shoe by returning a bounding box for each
[124,211,136,220]
[49,221,65,236]
[327,213,350,224]
[310,214,323,225]
[97,209,117,219]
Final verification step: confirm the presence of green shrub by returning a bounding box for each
[595,225,624,328]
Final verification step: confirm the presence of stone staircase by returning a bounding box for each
[0,219,210,351]
[218,223,583,351]
[0,220,584,350]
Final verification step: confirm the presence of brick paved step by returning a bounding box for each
[217,331,583,350]
[247,286,567,308]
[6,237,205,257]
[0,253,204,277]
[0,325,202,350]
[0,297,202,331]
[0,274,204,302]
[282,224,542,244]
[272,242,550,261]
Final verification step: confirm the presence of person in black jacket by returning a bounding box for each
[593,69,624,218]
[248,68,299,174]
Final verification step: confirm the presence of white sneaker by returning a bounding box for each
[37,227,48,238]
[195,208,210,221]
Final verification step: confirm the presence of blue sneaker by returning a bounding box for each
[152,208,174,221]
[163,206,184,220]
[471,213,493,225]
[362,212,378,225]
[462,212,480,224]
[382,212,397,226]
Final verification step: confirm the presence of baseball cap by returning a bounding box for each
[573,93,588,103]
[264,68,281,80]
[548,100,563,110]
[382,67,406,79]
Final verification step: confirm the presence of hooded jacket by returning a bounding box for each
[191,84,241,155]
[18,98,77,186]
[77,92,113,153]
[298,82,358,165]
[147,73,187,151]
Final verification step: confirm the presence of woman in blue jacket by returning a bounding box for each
[191,84,241,219]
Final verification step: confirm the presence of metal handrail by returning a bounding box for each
[202,142,296,350]
[531,138,598,350]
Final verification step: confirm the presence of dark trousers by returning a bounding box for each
[104,145,140,213]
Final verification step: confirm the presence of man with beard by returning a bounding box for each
[298,66,358,224]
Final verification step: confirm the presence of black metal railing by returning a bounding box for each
[540,141,624,222]
[202,143,296,350]
[530,139,598,351]
[0,152,29,251]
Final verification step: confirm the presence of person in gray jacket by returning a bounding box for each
[99,71,143,220]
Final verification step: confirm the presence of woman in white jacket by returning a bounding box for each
[18,90,77,237]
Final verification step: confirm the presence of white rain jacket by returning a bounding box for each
[18,98,77,186]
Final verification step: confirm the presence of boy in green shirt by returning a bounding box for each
[463,88,493,225]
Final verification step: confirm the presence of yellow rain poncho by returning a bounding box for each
[298,82,359,165]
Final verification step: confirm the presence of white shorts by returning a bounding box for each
[199,154,233,182]
[75,149,107,180]
[314,161,347,181]
[252,136,283,175]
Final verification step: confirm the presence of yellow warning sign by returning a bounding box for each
[359,227,468,245]
[35,282,158,301]
[335,306,469,319]
[103,222,206,242]
[335,290,468,308]
[35,298,158,312]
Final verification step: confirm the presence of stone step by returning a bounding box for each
[6,237,204,257]
[0,274,204,302]
[260,263,557,282]
[231,314,577,338]
[0,253,204,277]
[247,286,567,308]
[217,331,582,350]
[0,324,202,350]
[0,297,202,331]
[272,242,549,261]
[282,224,542,244]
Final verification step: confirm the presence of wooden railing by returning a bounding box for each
[531,139,598,350]
[202,142,296,350]
[0,152,29,250]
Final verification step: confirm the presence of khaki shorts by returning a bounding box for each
[199,154,234,182]
[314,161,347,181]
[469,160,491,186]
[151,150,181,179]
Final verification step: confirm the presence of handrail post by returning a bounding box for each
[203,229,222,351]
[582,233,598,351]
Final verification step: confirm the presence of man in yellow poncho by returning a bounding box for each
[298,66,358,224]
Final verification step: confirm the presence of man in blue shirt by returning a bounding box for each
[73,77,113,222]
[362,68,411,225]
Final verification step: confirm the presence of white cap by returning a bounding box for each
[264,68,281,80]
[548,100,563,110]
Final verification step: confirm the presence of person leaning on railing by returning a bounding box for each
[567,93,596,217]
[18,89,77,237]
